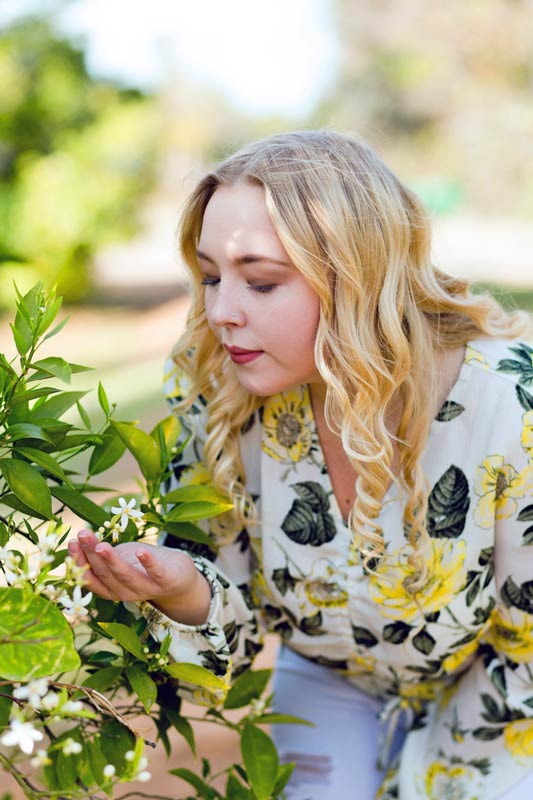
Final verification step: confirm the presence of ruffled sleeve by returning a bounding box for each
[126,359,263,706]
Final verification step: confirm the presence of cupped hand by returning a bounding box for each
[67,530,210,624]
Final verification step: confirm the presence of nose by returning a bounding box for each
[206,282,244,328]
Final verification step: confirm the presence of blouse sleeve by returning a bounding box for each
[391,380,533,799]
[126,360,264,707]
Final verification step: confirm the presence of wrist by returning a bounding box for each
[150,566,212,626]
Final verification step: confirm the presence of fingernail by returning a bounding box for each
[79,532,90,543]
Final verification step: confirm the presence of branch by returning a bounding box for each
[52,681,156,748]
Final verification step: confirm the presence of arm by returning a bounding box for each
[391,387,533,799]
[70,360,263,704]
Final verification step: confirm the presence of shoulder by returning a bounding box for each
[464,337,533,394]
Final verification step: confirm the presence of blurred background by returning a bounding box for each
[1,0,532,794]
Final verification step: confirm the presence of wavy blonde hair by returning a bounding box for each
[173,130,529,590]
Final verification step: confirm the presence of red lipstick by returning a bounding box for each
[225,346,263,364]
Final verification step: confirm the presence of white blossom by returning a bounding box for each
[62,700,83,714]
[62,738,82,755]
[13,679,49,710]
[137,770,151,782]
[30,748,50,768]
[1,719,44,755]
[41,691,60,711]
[103,764,116,778]
[110,497,143,532]
[58,585,92,617]
[125,750,135,762]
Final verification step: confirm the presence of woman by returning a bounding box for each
[70,131,533,798]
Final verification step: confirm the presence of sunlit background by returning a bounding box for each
[1,2,532,795]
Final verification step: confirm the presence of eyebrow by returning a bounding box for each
[196,249,291,268]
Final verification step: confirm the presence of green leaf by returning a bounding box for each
[85,738,108,787]
[240,723,279,800]
[273,762,295,795]
[167,500,233,523]
[0,458,53,519]
[0,523,8,547]
[224,669,271,710]
[0,492,49,521]
[76,400,92,430]
[36,296,62,338]
[164,705,196,756]
[169,767,216,799]
[0,692,13,729]
[151,414,181,454]
[98,623,148,662]
[43,314,71,342]
[165,522,215,547]
[0,588,80,680]
[98,382,110,416]
[88,427,127,475]
[11,386,60,405]
[15,446,72,486]
[99,720,136,776]
[126,666,157,712]
[111,421,161,482]
[51,485,108,527]
[225,774,253,799]
[32,391,88,420]
[5,423,53,442]
[10,322,30,356]
[164,662,228,691]
[163,484,231,506]
[83,666,123,692]
[28,356,72,383]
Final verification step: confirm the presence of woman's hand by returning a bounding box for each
[68,530,212,625]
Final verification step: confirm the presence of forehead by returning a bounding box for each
[200,183,278,244]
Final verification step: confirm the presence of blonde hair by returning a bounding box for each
[174,130,529,590]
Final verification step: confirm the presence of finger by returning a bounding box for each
[86,542,155,601]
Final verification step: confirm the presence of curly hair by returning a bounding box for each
[173,129,530,591]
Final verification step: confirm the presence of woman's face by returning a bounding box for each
[197,182,322,397]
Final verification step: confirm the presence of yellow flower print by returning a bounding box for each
[473,455,533,529]
[262,386,313,464]
[442,634,482,674]
[178,461,211,486]
[504,719,533,764]
[423,761,476,800]
[298,559,349,609]
[165,365,193,401]
[368,539,467,623]
[346,651,376,677]
[399,679,445,703]
[522,410,533,461]
[484,607,533,663]
[464,345,490,370]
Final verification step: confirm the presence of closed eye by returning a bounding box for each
[200,276,276,294]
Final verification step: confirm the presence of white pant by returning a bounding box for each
[271,646,533,800]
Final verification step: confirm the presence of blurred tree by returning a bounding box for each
[319,0,533,215]
[0,15,161,304]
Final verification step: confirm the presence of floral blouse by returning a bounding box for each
[141,338,533,799]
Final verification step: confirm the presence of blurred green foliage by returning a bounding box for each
[0,16,161,306]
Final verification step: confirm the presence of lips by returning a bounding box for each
[224,345,263,364]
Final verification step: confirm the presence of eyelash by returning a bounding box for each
[200,277,276,294]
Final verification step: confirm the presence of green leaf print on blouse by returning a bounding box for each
[496,342,533,386]
[281,481,337,546]
[427,465,470,538]
[435,401,465,422]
